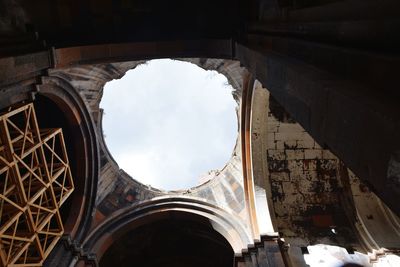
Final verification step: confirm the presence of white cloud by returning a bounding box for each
[100,59,237,190]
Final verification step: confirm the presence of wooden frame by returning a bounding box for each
[0,103,74,267]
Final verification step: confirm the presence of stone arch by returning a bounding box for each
[346,169,400,251]
[35,76,99,242]
[0,74,100,266]
[247,78,278,234]
[83,196,252,263]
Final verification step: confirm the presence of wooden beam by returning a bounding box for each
[0,103,74,266]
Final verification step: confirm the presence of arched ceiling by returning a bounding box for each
[99,218,234,267]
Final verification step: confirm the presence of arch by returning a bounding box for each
[0,75,100,266]
[83,196,252,261]
[240,73,283,239]
[36,75,99,241]
[99,214,235,267]
[249,79,278,234]
[346,169,400,251]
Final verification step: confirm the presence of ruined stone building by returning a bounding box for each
[0,0,399,266]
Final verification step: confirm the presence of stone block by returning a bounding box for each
[268,132,275,141]
[282,181,297,194]
[287,160,304,171]
[267,149,286,160]
[275,131,305,141]
[288,164,304,177]
[276,140,285,149]
[270,172,290,182]
[286,149,305,160]
[303,170,318,181]
[267,138,276,149]
[278,123,304,133]
[304,149,323,159]
[316,159,338,171]
[303,159,317,171]
[268,160,288,172]
[271,182,285,202]
[273,201,289,217]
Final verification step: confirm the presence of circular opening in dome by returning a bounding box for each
[100,59,237,190]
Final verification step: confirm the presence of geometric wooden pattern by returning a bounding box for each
[0,103,74,267]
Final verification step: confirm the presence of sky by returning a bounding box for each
[100,59,237,190]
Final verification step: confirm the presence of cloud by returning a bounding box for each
[100,59,237,190]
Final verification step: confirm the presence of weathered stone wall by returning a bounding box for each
[50,59,400,256]
[265,93,360,248]
[247,85,400,265]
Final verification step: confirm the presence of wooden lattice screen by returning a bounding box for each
[0,103,74,266]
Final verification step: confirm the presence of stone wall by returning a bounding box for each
[50,59,400,256]
[264,93,360,249]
